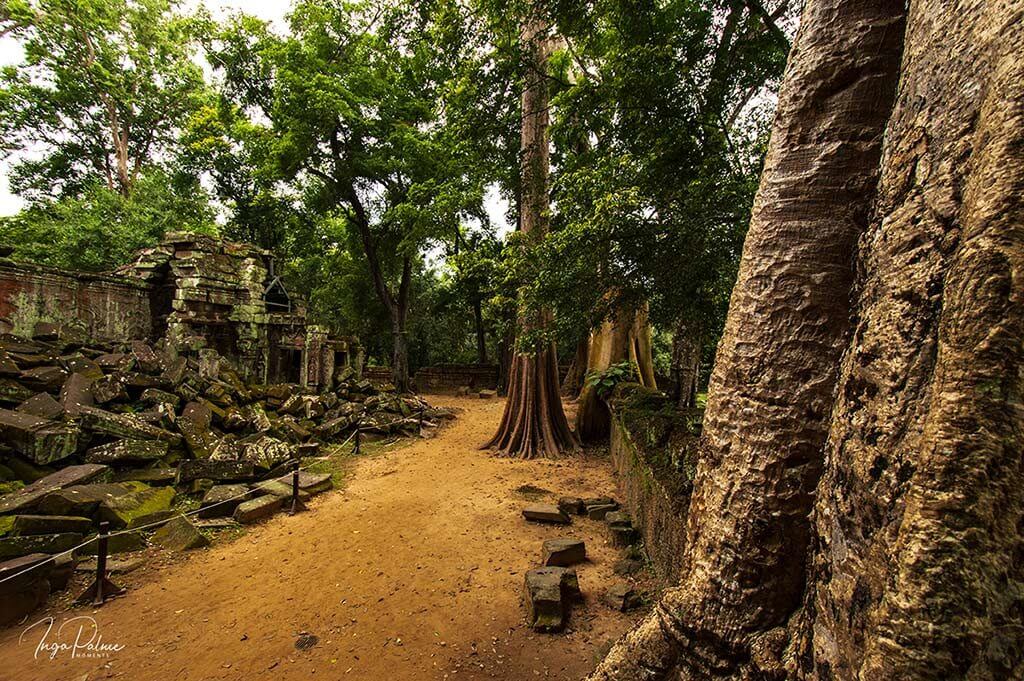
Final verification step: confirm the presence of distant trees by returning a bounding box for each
[0,0,214,269]
[206,0,489,392]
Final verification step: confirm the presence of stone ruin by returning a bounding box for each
[0,231,357,389]
[0,233,457,625]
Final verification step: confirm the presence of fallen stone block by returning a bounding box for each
[0,378,34,405]
[78,405,181,445]
[605,510,632,529]
[75,556,145,574]
[524,567,579,632]
[151,516,209,551]
[586,504,619,521]
[48,552,76,592]
[176,459,254,484]
[233,494,283,524]
[62,354,104,380]
[59,372,95,416]
[522,504,571,525]
[131,341,164,374]
[478,389,497,399]
[36,482,143,518]
[242,435,294,470]
[541,538,587,567]
[0,464,109,515]
[178,401,215,458]
[258,480,311,502]
[112,467,177,486]
[91,373,129,404]
[85,439,169,464]
[11,515,92,536]
[20,365,67,392]
[0,553,52,626]
[98,486,176,529]
[610,526,640,548]
[140,388,180,407]
[602,582,643,612]
[279,470,332,496]
[32,322,59,341]
[16,393,64,420]
[0,533,84,560]
[198,484,250,518]
[557,496,585,516]
[0,407,79,465]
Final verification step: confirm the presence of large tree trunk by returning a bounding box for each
[561,336,589,398]
[806,3,1024,678]
[483,11,576,458]
[391,325,410,393]
[589,0,906,677]
[576,305,657,443]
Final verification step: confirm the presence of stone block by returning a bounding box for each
[77,405,181,445]
[59,372,95,416]
[176,459,254,484]
[85,439,169,464]
[0,407,78,465]
[602,582,642,612]
[11,515,92,536]
[524,567,579,632]
[198,484,250,518]
[557,496,585,516]
[0,533,83,560]
[36,482,142,517]
[98,486,176,529]
[0,464,109,515]
[16,393,64,420]
[151,516,209,552]
[233,494,283,524]
[541,538,587,567]
[522,504,571,525]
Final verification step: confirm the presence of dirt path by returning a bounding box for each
[0,396,646,680]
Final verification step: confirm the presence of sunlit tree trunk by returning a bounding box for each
[576,304,657,442]
[589,0,906,676]
[483,10,576,458]
[561,336,589,398]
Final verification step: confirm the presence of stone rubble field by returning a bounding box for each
[0,323,455,625]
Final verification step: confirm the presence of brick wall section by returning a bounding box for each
[0,259,153,342]
[415,364,498,392]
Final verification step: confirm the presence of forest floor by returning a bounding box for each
[0,395,650,681]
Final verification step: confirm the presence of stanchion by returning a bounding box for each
[77,521,125,606]
[417,407,424,436]
[354,419,362,455]
[289,459,306,515]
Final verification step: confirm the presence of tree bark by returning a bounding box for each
[589,0,906,677]
[806,3,1024,678]
[561,336,589,398]
[671,318,702,409]
[473,298,488,364]
[483,10,576,458]
[576,304,657,443]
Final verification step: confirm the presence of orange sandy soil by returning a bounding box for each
[0,396,650,680]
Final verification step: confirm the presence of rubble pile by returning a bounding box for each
[0,325,455,620]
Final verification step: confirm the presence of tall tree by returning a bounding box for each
[482,11,577,458]
[589,0,907,676]
[0,0,208,201]
[211,0,485,392]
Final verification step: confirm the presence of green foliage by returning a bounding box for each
[0,171,215,271]
[0,0,210,200]
[586,361,637,400]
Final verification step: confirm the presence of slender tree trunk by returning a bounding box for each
[497,330,513,395]
[483,11,576,458]
[589,0,906,677]
[561,336,589,398]
[473,299,488,364]
[391,325,410,393]
[806,3,1024,678]
[671,318,702,409]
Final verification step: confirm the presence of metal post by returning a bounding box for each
[354,420,362,455]
[289,460,304,515]
[417,407,424,436]
[77,521,124,606]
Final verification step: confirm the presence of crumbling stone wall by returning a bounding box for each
[0,259,152,343]
[413,364,499,392]
[608,385,701,583]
